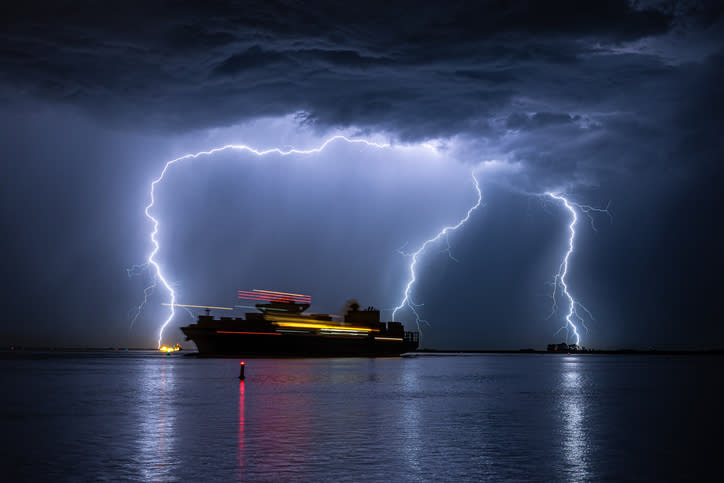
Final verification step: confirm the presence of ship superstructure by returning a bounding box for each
[180,300,419,356]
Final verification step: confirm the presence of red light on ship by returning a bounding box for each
[237,288,311,304]
[237,293,298,302]
[253,289,310,299]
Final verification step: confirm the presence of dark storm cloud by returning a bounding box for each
[505,112,578,130]
[3,0,717,190]
[1,0,678,136]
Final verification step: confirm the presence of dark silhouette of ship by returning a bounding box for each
[180,300,419,356]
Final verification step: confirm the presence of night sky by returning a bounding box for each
[1,1,722,350]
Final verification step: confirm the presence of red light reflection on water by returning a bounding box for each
[238,380,245,471]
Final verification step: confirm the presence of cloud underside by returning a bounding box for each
[2,1,723,187]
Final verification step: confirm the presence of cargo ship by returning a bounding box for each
[180,300,419,356]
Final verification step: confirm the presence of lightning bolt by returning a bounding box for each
[392,171,482,337]
[135,135,410,348]
[129,281,155,329]
[127,263,151,328]
[546,192,611,346]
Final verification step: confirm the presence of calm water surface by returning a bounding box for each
[1,352,720,481]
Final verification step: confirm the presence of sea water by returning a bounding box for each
[1,352,720,482]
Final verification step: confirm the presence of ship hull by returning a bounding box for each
[181,326,418,357]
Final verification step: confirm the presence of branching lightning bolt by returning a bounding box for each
[392,172,482,335]
[127,263,154,328]
[129,282,155,329]
[546,192,611,346]
[136,135,401,348]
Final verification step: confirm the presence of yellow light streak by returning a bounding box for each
[271,318,378,332]
[161,303,233,310]
[374,337,404,341]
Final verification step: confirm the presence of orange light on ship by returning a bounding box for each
[159,344,181,353]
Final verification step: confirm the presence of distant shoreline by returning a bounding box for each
[413,348,724,355]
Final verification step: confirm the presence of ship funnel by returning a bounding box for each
[342,299,360,316]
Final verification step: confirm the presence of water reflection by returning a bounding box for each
[237,380,245,474]
[400,360,423,478]
[136,357,179,482]
[558,358,590,481]
[244,360,316,479]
